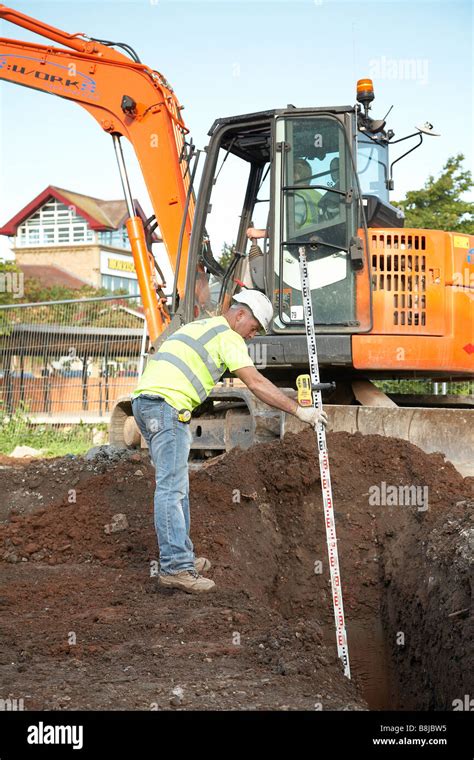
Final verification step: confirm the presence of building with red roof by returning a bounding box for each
[0,185,161,294]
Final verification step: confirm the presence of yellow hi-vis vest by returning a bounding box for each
[295,188,322,227]
[132,316,254,412]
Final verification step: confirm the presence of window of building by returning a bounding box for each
[43,227,55,244]
[57,226,70,243]
[101,274,139,296]
[73,225,90,242]
[99,227,130,250]
[27,228,40,245]
[15,198,95,247]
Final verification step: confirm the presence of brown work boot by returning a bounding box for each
[159,569,216,594]
[194,557,211,574]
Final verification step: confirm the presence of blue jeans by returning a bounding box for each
[131,394,195,574]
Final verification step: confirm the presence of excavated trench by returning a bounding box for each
[0,430,472,710]
[189,430,473,709]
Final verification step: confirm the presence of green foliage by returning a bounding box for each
[0,259,114,306]
[374,379,473,396]
[0,404,104,457]
[393,154,474,233]
[219,242,235,270]
[22,279,111,304]
[0,260,141,328]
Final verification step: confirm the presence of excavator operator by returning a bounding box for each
[131,289,328,594]
[293,158,322,228]
[246,157,322,241]
[318,157,341,221]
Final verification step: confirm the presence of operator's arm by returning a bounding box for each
[235,366,328,427]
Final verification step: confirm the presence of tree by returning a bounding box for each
[0,260,137,330]
[22,278,109,304]
[393,154,474,233]
[0,259,125,306]
[218,242,235,270]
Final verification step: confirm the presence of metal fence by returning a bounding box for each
[0,295,146,422]
[1,294,471,425]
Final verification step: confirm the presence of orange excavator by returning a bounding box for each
[0,5,472,475]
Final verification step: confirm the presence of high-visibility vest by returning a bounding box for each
[295,188,322,226]
[151,319,230,403]
[132,316,252,412]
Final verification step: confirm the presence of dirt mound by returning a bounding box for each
[0,431,472,710]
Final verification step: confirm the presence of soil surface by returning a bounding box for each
[0,431,472,711]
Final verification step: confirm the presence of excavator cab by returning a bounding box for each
[273,113,363,331]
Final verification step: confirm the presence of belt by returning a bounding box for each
[132,394,191,423]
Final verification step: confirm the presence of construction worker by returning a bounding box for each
[131,289,328,594]
[246,158,322,240]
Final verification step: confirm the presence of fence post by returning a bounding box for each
[4,355,13,416]
[138,321,148,377]
[81,352,89,411]
[104,336,109,413]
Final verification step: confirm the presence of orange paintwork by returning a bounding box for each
[125,217,170,337]
[353,228,474,375]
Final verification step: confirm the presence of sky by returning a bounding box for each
[0,0,472,273]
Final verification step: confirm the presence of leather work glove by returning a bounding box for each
[295,405,329,428]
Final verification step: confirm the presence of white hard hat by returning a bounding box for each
[232,289,273,333]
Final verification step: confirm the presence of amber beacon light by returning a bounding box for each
[356,78,375,106]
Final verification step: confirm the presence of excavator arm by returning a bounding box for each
[0,4,194,342]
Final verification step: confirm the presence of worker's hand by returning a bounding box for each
[246,227,267,240]
[295,405,328,428]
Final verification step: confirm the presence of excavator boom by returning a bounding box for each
[0,3,194,341]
